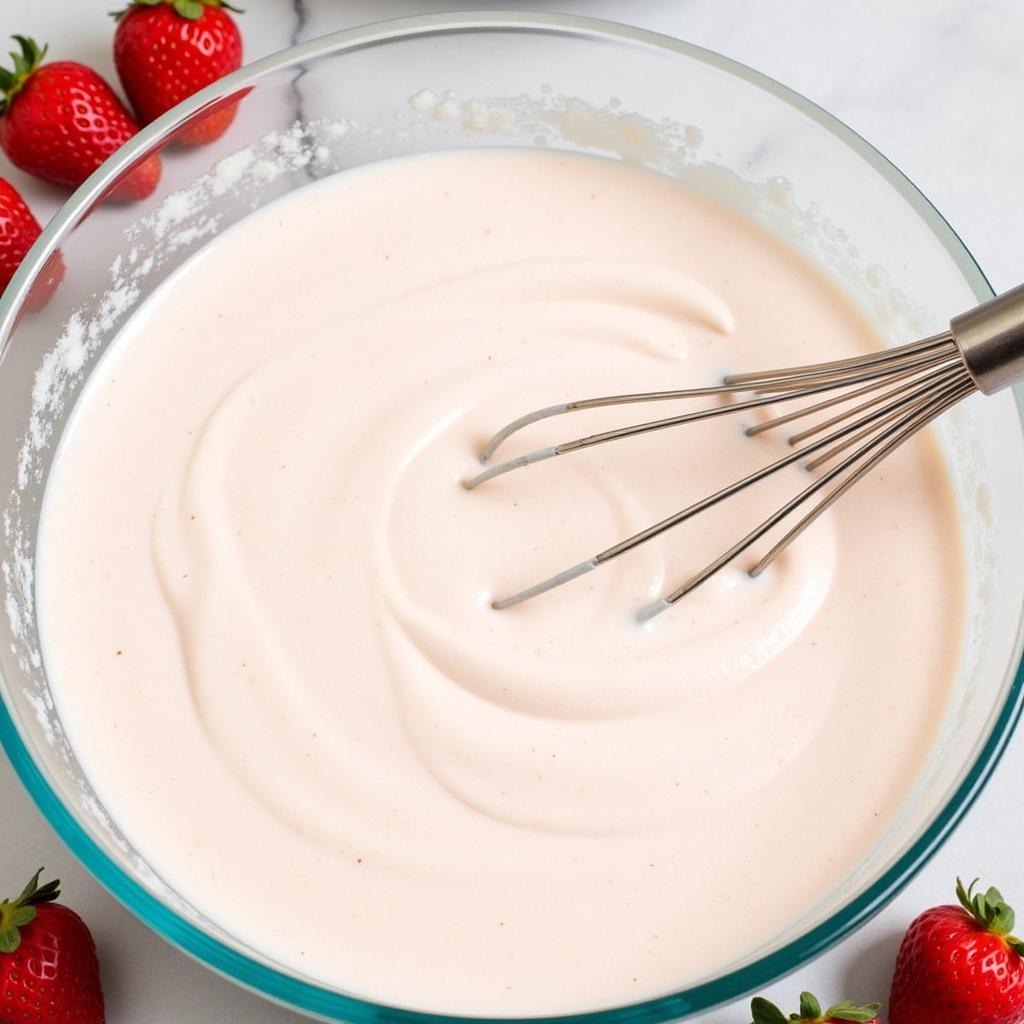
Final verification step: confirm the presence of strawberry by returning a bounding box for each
[751,990,880,1024]
[0,177,40,292]
[0,36,161,201]
[889,877,1024,1024]
[0,177,63,311]
[113,0,244,146]
[0,868,105,1023]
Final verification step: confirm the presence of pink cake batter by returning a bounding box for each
[36,148,962,1014]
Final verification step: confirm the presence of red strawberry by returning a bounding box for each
[113,0,244,146]
[751,991,880,1024]
[890,877,1024,1024]
[0,177,40,291]
[0,178,63,311]
[0,36,161,201]
[0,868,105,1023]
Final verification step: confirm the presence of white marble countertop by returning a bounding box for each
[2,2,1022,1021]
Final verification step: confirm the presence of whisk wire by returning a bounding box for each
[744,363,939,437]
[465,342,961,491]
[637,374,973,622]
[485,351,972,612]
[747,380,974,581]
[721,331,956,385]
[743,345,958,393]
[467,283,1024,616]
[803,366,966,470]
[787,361,964,447]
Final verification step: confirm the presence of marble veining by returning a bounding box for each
[290,0,310,45]
[287,0,311,136]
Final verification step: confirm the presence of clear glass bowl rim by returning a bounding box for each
[0,11,1020,1022]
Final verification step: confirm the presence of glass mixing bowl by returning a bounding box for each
[1,12,1022,1022]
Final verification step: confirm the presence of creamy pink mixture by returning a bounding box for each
[37,149,962,1014]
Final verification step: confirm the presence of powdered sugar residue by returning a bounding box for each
[409,89,438,113]
[210,146,256,196]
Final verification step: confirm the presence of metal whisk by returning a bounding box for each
[464,284,1024,622]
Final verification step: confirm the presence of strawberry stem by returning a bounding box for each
[956,876,1024,954]
[110,0,243,21]
[751,992,880,1023]
[0,35,47,118]
[0,868,61,955]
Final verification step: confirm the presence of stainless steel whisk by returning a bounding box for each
[464,284,1024,622]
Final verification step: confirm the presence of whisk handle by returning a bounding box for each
[951,282,1024,395]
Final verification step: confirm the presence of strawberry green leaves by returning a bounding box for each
[0,36,46,115]
[798,993,822,1019]
[821,1002,883,1022]
[0,868,61,953]
[751,991,880,1024]
[112,0,242,21]
[956,876,1024,955]
[751,998,789,1024]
